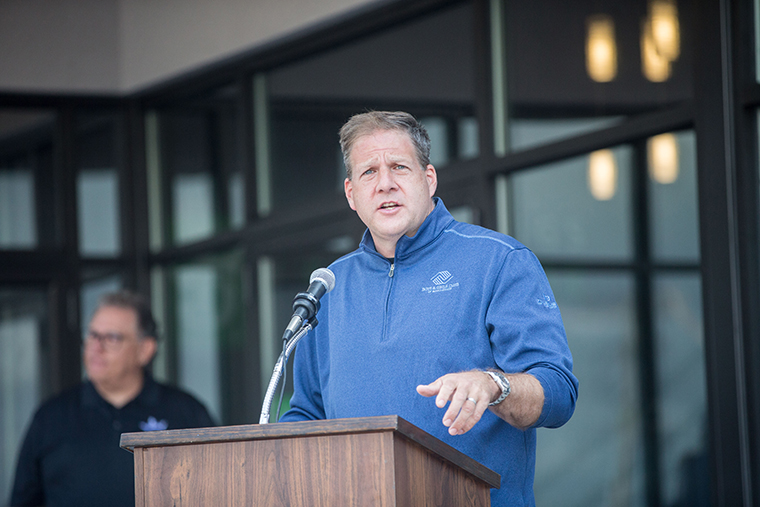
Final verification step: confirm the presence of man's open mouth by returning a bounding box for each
[380,202,399,209]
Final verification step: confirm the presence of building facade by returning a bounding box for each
[0,0,757,505]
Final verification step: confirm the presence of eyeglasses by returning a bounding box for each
[84,330,127,351]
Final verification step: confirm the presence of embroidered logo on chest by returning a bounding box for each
[421,270,460,293]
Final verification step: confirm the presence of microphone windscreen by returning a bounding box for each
[310,268,336,293]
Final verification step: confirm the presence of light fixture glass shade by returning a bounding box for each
[586,15,617,83]
[650,0,681,61]
[641,19,672,82]
[588,149,618,200]
[648,133,679,184]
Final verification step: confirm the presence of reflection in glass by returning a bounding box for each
[258,246,355,415]
[457,117,479,160]
[757,2,760,83]
[498,0,692,153]
[80,274,123,378]
[168,250,245,425]
[80,275,123,335]
[535,271,644,507]
[0,170,36,248]
[653,273,709,505]
[265,2,477,212]
[228,172,245,229]
[76,113,122,256]
[172,173,214,244]
[510,117,623,152]
[642,0,681,82]
[648,130,699,263]
[150,85,244,247]
[0,289,47,504]
[449,205,478,225]
[0,109,56,249]
[641,17,673,82]
[420,117,449,167]
[588,149,618,201]
[257,256,277,409]
[648,133,678,184]
[509,146,633,261]
[586,15,618,83]
[175,264,221,422]
[77,170,120,255]
[649,0,681,62]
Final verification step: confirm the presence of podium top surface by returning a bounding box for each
[120,415,500,489]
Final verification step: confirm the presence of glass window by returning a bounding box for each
[76,113,123,257]
[509,145,634,261]
[756,0,760,82]
[79,274,123,378]
[0,109,57,250]
[510,117,624,152]
[497,0,692,153]
[0,288,48,505]
[149,84,245,248]
[506,132,703,503]
[653,273,709,505]
[175,263,221,421]
[258,240,358,421]
[535,271,644,506]
[648,130,699,263]
[165,250,245,425]
[80,274,123,334]
[0,169,36,248]
[262,2,478,214]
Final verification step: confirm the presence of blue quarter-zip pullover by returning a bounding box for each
[282,198,578,506]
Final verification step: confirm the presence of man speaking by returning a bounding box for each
[280,111,578,506]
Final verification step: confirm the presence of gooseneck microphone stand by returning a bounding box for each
[259,317,318,424]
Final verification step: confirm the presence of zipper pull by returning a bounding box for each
[389,263,395,278]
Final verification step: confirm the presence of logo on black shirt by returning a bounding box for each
[139,416,169,431]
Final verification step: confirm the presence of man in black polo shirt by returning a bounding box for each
[10,291,215,507]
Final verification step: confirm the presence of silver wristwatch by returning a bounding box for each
[485,370,511,406]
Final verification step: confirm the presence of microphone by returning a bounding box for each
[282,268,336,342]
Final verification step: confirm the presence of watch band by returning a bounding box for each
[485,370,511,406]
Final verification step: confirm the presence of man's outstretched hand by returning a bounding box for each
[416,371,498,436]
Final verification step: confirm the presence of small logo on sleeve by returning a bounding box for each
[139,416,169,431]
[537,295,558,309]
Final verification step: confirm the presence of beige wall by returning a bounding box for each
[0,0,121,94]
[0,0,380,94]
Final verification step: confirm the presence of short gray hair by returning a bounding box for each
[95,290,158,339]
[339,111,431,179]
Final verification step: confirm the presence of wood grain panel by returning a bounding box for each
[392,434,489,507]
[139,432,397,506]
[122,416,497,506]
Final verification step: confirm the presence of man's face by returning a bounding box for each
[344,129,437,257]
[83,306,156,389]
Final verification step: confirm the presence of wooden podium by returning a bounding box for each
[120,415,499,506]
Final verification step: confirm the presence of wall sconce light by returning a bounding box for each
[588,149,617,201]
[641,0,680,82]
[586,15,617,83]
[650,0,680,61]
[641,19,672,82]
[648,133,679,184]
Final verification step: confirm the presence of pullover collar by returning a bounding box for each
[359,197,455,261]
